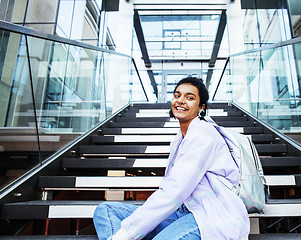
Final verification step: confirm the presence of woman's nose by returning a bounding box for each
[176,97,185,104]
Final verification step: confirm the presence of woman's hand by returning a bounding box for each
[111,228,131,240]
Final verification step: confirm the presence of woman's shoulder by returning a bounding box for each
[186,118,221,140]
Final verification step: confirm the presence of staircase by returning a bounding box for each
[1,102,301,239]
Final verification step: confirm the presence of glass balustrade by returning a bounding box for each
[213,38,301,145]
[0,22,148,191]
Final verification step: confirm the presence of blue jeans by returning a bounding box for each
[93,202,201,240]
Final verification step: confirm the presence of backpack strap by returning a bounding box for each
[215,174,240,195]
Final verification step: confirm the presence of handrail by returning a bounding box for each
[212,36,301,101]
[0,20,131,58]
[0,20,149,102]
[231,102,301,152]
[229,36,301,58]
[0,103,131,199]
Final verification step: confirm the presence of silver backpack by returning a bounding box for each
[205,116,266,213]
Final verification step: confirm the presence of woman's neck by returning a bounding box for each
[179,118,194,137]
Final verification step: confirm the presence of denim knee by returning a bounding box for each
[94,202,111,218]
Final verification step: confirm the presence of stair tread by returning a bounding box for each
[99,126,263,135]
[115,116,248,122]
[91,134,274,144]
[3,200,301,219]
[108,121,255,128]
[62,156,301,169]
[78,144,286,155]
[39,175,301,188]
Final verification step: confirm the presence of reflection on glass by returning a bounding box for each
[0,34,40,189]
[0,26,147,191]
[241,0,292,50]
[287,0,301,37]
[214,41,301,145]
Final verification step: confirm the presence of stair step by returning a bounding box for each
[3,200,301,219]
[121,110,242,118]
[91,135,175,144]
[132,102,233,109]
[132,103,171,108]
[91,134,274,144]
[249,234,301,240]
[261,156,301,168]
[108,121,255,128]
[0,200,143,219]
[115,116,249,122]
[39,175,300,189]
[63,155,299,169]
[99,127,263,135]
[62,158,167,169]
[78,144,286,156]
[125,106,235,114]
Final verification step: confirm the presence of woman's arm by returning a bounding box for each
[119,124,219,239]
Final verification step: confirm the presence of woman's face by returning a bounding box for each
[171,83,203,123]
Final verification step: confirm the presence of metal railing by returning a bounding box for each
[213,36,301,146]
[0,20,148,192]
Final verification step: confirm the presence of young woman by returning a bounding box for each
[93,77,250,240]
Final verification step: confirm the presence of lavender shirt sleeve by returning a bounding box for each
[121,121,219,239]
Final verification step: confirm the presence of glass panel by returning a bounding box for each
[56,0,74,38]
[259,44,301,141]
[25,0,59,23]
[0,33,40,189]
[0,24,147,190]
[24,36,108,160]
[10,0,27,22]
[104,53,131,114]
[287,0,301,37]
[241,0,291,50]
[214,41,301,145]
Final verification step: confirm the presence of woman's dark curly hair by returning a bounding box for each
[169,77,209,119]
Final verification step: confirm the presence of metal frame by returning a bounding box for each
[212,35,301,101]
[0,20,131,58]
[230,36,301,58]
[133,10,151,67]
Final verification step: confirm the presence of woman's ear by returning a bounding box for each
[199,104,205,111]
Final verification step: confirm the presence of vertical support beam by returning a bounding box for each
[134,10,158,98]
[134,10,151,67]
[147,70,158,98]
[209,10,226,68]
[206,10,226,88]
